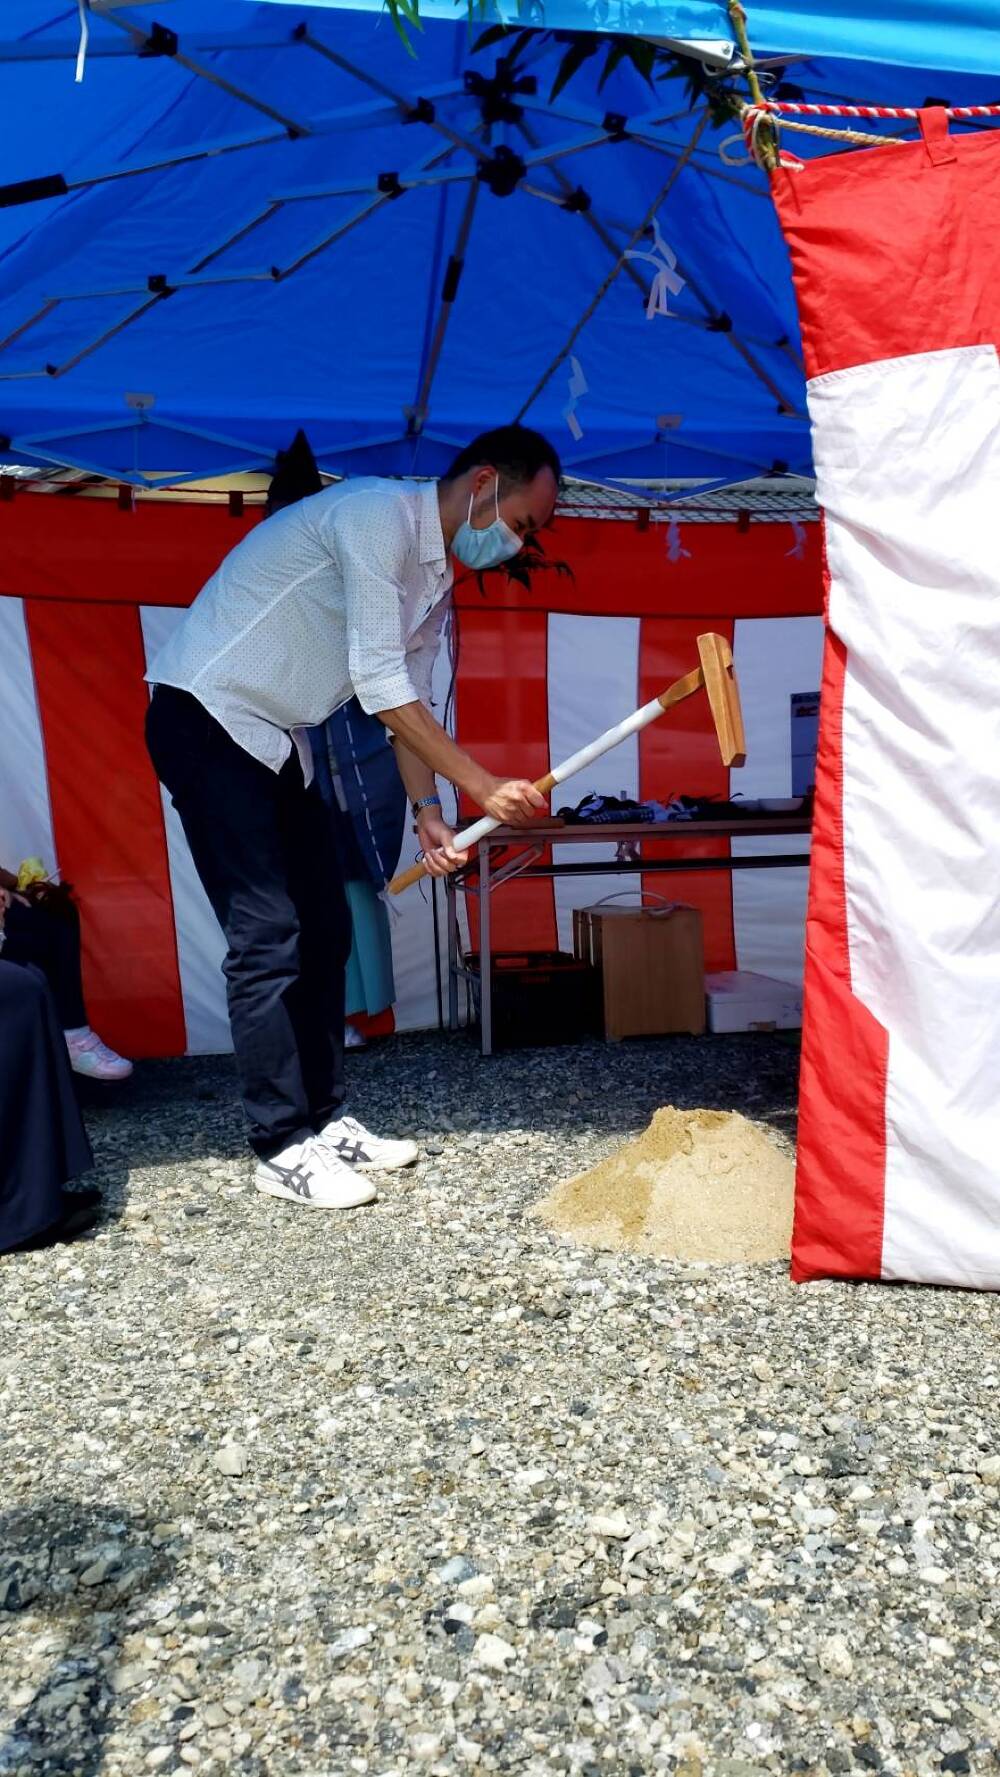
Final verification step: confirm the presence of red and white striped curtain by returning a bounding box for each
[0,500,821,1056]
[776,111,1000,1289]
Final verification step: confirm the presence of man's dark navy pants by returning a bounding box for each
[146,685,349,1158]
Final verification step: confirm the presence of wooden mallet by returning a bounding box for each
[388,631,745,895]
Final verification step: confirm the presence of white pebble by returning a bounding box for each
[819,1634,854,1678]
[410,1733,442,1760]
[473,1632,516,1672]
[587,1511,633,1540]
[328,1625,374,1659]
[213,1444,248,1477]
[457,1575,494,1601]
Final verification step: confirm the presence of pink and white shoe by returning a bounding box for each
[65,1028,133,1081]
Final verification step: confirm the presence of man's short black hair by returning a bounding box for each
[444,424,561,488]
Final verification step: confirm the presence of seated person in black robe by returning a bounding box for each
[0,889,101,1252]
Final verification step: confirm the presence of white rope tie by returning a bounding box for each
[75,0,90,84]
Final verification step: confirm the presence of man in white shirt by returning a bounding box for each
[146,425,560,1210]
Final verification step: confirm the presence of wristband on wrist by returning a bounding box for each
[411,794,442,821]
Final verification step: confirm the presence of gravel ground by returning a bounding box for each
[2,1031,1000,1777]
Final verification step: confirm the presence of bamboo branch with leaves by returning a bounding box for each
[383,1,745,127]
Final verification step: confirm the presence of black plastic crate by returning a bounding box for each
[464,950,602,1048]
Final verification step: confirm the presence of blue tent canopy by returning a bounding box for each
[0,2,996,487]
[255,0,1000,79]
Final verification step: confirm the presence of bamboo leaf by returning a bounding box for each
[384,0,421,54]
[472,534,574,595]
[472,22,515,51]
[624,38,656,85]
[550,34,597,101]
[500,27,539,66]
[597,39,628,91]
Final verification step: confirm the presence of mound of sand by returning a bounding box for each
[534,1106,794,1265]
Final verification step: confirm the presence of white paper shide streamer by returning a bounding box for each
[625,219,686,319]
[563,356,588,440]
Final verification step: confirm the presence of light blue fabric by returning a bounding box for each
[451,480,523,569]
[344,879,395,1017]
[0,3,995,487]
[256,0,1000,79]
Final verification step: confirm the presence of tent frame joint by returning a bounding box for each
[138,22,178,59]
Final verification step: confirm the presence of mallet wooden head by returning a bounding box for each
[696,633,746,769]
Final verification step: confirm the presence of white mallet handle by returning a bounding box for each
[388,665,703,895]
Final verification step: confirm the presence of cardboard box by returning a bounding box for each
[573,901,705,1041]
[705,970,802,1033]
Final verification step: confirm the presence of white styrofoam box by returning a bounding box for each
[705,970,803,1034]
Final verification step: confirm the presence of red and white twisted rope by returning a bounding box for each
[751,100,1000,122]
[740,97,1000,169]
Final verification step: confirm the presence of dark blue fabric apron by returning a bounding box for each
[309,698,407,891]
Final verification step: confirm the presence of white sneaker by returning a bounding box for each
[254,1137,377,1209]
[316,1114,418,1173]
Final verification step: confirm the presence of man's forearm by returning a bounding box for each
[376,700,492,810]
[393,735,438,807]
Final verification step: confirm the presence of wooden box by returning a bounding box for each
[573,901,706,1041]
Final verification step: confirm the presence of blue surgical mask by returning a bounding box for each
[451,477,523,570]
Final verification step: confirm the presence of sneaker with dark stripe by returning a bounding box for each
[254,1137,377,1209]
[315,1115,418,1173]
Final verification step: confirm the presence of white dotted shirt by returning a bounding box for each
[147,478,452,774]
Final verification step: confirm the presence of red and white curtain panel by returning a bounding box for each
[0,502,820,1058]
[776,112,1000,1289]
